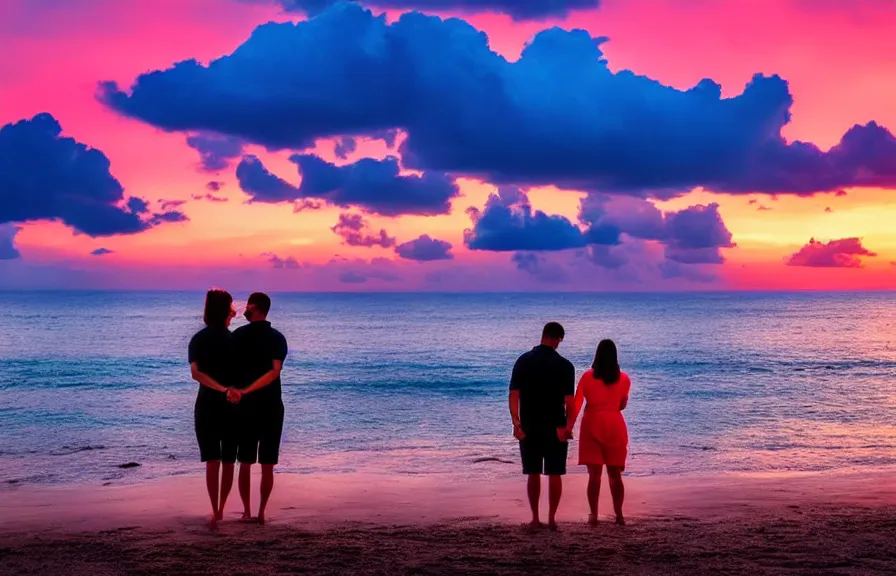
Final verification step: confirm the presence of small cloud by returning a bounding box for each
[824,207,833,213]
[293,199,323,213]
[159,199,187,211]
[331,213,395,248]
[787,237,877,268]
[91,248,114,256]
[748,199,758,205]
[334,136,357,160]
[206,181,225,192]
[192,191,229,203]
[757,205,772,211]
[263,253,301,269]
[395,235,453,261]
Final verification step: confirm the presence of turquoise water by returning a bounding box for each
[1,291,896,487]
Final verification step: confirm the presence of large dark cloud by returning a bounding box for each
[236,153,458,216]
[786,238,877,268]
[0,113,187,236]
[185,132,245,172]
[331,212,396,248]
[395,234,453,261]
[269,0,600,20]
[464,187,595,252]
[0,224,20,260]
[99,4,896,199]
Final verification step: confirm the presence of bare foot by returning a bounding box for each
[215,511,224,521]
[206,515,219,531]
[257,513,266,526]
[522,520,542,533]
[547,521,559,531]
[615,516,626,526]
[239,512,256,523]
[588,514,598,526]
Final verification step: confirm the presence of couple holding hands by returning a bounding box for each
[188,290,288,529]
[510,322,631,530]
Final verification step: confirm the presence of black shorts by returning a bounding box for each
[519,432,568,476]
[194,398,238,463]
[238,401,284,466]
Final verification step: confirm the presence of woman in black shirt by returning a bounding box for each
[188,289,238,530]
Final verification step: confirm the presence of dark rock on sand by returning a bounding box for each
[118,462,141,469]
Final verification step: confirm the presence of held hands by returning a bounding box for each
[558,426,573,442]
[226,388,243,404]
[513,423,526,440]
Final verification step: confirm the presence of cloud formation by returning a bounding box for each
[0,113,186,236]
[465,187,592,252]
[237,153,459,216]
[786,238,877,268]
[269,0,600,20]
[579,195,735,265]
[186,132,245,172]
[395,234,453,261]
[331,212,396,248]
[0,224,20,260]
[265,253,302,269]
[100,4,896,200]
[91,248,114,256]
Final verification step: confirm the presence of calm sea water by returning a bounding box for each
[1,291,895,487]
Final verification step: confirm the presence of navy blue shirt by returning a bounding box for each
[231,320,288,406]
[188,326,234,407]
[510,344,575,434]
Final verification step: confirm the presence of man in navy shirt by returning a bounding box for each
[228,292,288,525]
[509,322,575,530]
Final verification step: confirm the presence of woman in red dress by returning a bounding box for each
[566,339,631,525]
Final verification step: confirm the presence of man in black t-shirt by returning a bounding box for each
[509,322,575,530]
[228,292,288,525]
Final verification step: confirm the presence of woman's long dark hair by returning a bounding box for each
[203,289,233,328]
[592,339,621,385]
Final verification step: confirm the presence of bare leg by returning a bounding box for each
[526,474,542,528]
[587,465,603,524]
[607,466,625,525]
[547,475,562,529]
[218,463,234,520]
[239,463,253,521]
[258,464,274,525]
[205,461,220,530]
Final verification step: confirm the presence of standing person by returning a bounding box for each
[188,288,239,530]
[566,339,631,526]
[228,292,288,525]
[509,322,576,531]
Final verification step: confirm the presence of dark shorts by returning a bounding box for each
[238,401,284,466]
[194,398,238,463]
[519,432,568,476]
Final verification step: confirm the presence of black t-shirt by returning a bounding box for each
[509,344,576,434]
[188,326,234,406]
[231,320,288,407]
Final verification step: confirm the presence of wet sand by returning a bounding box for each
[3,470,896,575]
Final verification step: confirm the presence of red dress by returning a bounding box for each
[576,370,631,467]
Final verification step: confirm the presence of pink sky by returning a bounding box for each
[1,0,894,291]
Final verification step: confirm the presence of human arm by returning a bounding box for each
[508,357,525,440]
[242,359,283,395]
[619,373,630,411]
[566,375,586,434]
[190,362,229,393]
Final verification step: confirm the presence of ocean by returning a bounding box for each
[1,291,895,488]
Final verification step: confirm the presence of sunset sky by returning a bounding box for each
[1,0,895,291]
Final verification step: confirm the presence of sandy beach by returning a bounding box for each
[3,469,896,575]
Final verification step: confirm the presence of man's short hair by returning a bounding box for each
[542,322,565,340]
[247,292,272,315]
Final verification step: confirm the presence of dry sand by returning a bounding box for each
[3,469,896,575]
